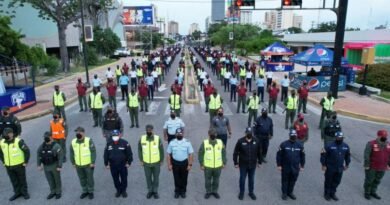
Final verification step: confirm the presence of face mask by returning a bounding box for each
[332,116,337,120]
[55,89,59,92]
[262,113,267,118]
[335,139,343,144]
[76,133,83,139]
[44,137,51,143]
[3,135,10,140]
[170,114,176,119]
[218,112,223,116]
[299,118,304,122]
[246,134,252,139]
[210,135,216,140]
[93,90,97,94]
[112,136,120,142]
[292,94,296,97]
[78,80,81,83]
[147,132,153,136]
[290,136,297,142]
[176,135,183,140]
[107,110,113,115]
[380,137,387,142]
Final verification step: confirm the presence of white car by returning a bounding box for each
[112,47,130,58]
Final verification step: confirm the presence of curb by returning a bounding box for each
[184,49,200,104]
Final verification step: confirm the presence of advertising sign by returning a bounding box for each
[0,86,37,113]
[289,73,346,92]
[266,62,294,72]
[122,6,154,25]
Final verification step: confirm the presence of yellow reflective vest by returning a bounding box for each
[115,68,122,76]
[248,96,259,110]
[209,94,222,110]
[239,68,246,77]
[286,96,298,110]
[170,94,180,109]
[156,67,162,75]
[141,135,161,164]
[203,139,223,168]
[258,68,265,77]
[323,97,335,111]
[72,137,92,166]
[220,67,226,76]
[128,93,139,107]
[137,68,143,77]
[53,92,65,106]
[90,92,103,109]
[0,137,25,166]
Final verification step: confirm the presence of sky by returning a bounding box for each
[122,0,390,34]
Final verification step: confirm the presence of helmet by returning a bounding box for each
[335,131,344,138]
[289,129,297,137]
[111,130,120,137]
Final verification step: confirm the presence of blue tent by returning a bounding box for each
[292,44,348,66]
[261,42,294,56]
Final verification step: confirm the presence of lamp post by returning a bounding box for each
[79,0,90,86]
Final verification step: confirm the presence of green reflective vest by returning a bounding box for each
[323,97,335,111]
[258,68,265,77]
[141,135,161,164]
[128,93,139,107]
[209,95,222,110]
[170,94,180,109]
[248,96,259,110]
[72,137,92,166]
[156,67,162,75]
[90,92,103,109]
[220,67,226,76]
[239,68,246,77]
[203,139,223,168]
[137,69,143,77]
[53,92,65,106]
[0,137,24,166]
[115,68,122,76]
[287,96,298,110]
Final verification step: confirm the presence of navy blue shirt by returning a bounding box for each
[254,116,273,137]
[277,140,305,173]
[320,141,351,172]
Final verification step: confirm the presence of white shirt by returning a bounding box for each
[151,71,158,78]
[105,70,113,78]
[203,78,212,85]
[266,71,273,78]
[200,71,207,79]
[224,71,232,79]
[281,78,290,87]
[129,70,137,78]
[246,72,253,79]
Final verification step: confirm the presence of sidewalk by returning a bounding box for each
[15,58,126,121]
[243,56,390,124]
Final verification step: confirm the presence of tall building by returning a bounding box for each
[168,21,179,37]
[293,14,303,29]
[211,0,225,22]
[189,23,199,35]
[264,10,303,31]
[264,11,277,30]
[240,11,252,24]
[205,16,211,32]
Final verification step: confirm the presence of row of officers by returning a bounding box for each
[0,126,389,202]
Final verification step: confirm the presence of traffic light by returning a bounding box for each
[234,0,243,7]
[234,0,255,7]
[282,0,302,6]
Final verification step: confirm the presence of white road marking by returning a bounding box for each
[164,104,171,115]
[153,96,169,100]
[145,101,160,115]
[158,84,167,92]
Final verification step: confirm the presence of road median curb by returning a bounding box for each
[184,49,200,104]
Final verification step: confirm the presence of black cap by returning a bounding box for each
[43,131,51,138]
[74,127,85,132]
[245,127,252,134]
[261,108,267,113]
[176,128,183,134]
[3,128,13,135]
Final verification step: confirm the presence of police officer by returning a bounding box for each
[50,112,67,162]
[53,85,67,121]
[104,130,133,198]
[89,87,106,127]
[233,127,262,201]
[320,131,350,201]
[167,128,194,198]
[208,89,223,122]
[138,124,164,199]
[322,112,342,146]
[70,127,96,199]
[128,88,140,128]
[0,128,30,201]
[363,129,390,200]
[211,108,232,146]
[198,128,226,199]
[253,108,273,163]
[102,107,124,142]
[319,92,335,129]
[284,90,298,129]
[276,129,305,200]
[169,90,182,117]
[37,131,64,199]
[0,106,21,138]
[246,90,259,127]
[163,111,185,143]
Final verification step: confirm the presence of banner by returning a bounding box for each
[266,62,294,72]
[289,73,346,92]
[122,6,154,25]
[0,86,36,113]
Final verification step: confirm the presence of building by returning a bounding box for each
[293,14,303,29]
[205,16,211,33]
[168,21,179,37]
[264,11,277,30]
[211,0,225,22]
[189,23,200,35]
[264,10,302,31]
[240,11,252,25]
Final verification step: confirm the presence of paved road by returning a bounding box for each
[1,48,389,205]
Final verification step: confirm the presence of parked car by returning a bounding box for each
[112,47,130,58]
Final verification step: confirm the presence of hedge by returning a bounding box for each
[356,64,390,91]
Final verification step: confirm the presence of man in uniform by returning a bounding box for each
[138,125,164,199]
[104,130,133,198]
[204,81,215,112]
[163,111,185,144]
[253,108,273,163]
[199,128,226,199]
[233,127,262,200]
[297,81,309,114]
[76,78,88,112]
[284,90,298,129]
[89,87,105,127]
[169,90,182,117]
[320,131,350,201]
[0,106,21,138]
[115,65,122,86]
[37,131,64,199]
[236,81,247,113]
[167,128,194,198]
[208,89,223,123]
[322,112,342,146]
[211,108,232,146]
[52,85,67,121]
[293,113,309,143]
[0,128,30,201]
[247,90,259,127]
[102,108,124,142]
[106,78,117,110]
[277,129,305,200]
[363,129,390,200]
[138,80,149,112]
[319,92,335,129]
[50,112,67,162]
[70,127,96,199]
[127,88,140,128]
[268,82,279,113]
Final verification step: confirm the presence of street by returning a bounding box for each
[1,49,389,205]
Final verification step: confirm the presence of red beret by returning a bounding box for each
[377,130,388,137]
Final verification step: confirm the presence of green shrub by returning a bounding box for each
[44,55,60,76]
[356,64,390,91]
[87,46,99,66]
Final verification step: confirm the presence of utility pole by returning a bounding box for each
[79,0,90,85]
[330,0,349,98]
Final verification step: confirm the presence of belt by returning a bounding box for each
[172,158,188,165]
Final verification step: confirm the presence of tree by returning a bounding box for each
[192,30,201,40]
[89,27,121,57]
[0,15,25,57]
[345,27,360,31]
[308,22,337,33]
[287,27,303,34]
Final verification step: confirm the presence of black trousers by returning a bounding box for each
[246,78,252,91]
[167,134,175,144]
[257,87,264,102]
[324,170,343,196]
[267,78,272,87]
[110,165,128,193]
[281,170,299,195]
[6,165,28,195]
[148,85,154,100]
[281,86,288,102]
[172,159,189,194]
[130,78,137,89]
[258,136,269,158]
[230,84,237,101]
[224,79,230,92]
[120,85,128,100]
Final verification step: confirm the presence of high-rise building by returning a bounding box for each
[168,21,179,37]
[293,14,303,29]
[211,0,225,22]
[205,16,211,32]
[264,10,303,31]
[240,11,252,24]
[189,23,199,35]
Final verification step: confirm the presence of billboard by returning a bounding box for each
[122,6,154,25]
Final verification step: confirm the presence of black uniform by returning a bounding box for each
[102,113,124,141]
[276,140,305,196]
[104,139,133,194]
[0,114,21,138]
[320,141,351,197]
[253,115,273,158]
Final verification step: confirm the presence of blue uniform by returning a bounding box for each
[320,141,351,196]
[167,138,194,162]
[276,140,305,195]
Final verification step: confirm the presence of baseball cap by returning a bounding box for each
[176,128,183,134]
[74,126,85,132]
[335,131,344,138]
[245,127,252,134]
[289,129,298,137]
[261,108,267,113]
[43,131,51,138]
[111,130,120,137]
[377,130,388,137]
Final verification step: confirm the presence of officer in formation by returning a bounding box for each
[233,127,262,200]
[322,112,342,146]
[50,112,67,162]
[363,130,390,200]
[169,90,182,117]
[276,129,305,200]
[138,124,164,199]
[89,87,106,127]
[246,90,259,127]
[319,92,335,129]
[320,131,350,201]
[102,107,124,142]
[104,130,133,198]
[208,89,223,122]
[70,127,96,199]
[163,111,186,143]
[128,88,140,128]
[211,108,232,146]
[37,131,64,199]
[198,128,226,199]
[293,113,309,143]
[0,106,21,138]
[284,90,298,129]
[52,85,67,121]
[253,108,273,163]
[0,128,30,201]
[167,128,194,198]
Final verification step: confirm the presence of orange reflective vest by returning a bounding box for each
[50,119,65,139]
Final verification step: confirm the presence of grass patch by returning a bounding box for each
[380,91,390,100]
[70,58,117,73]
